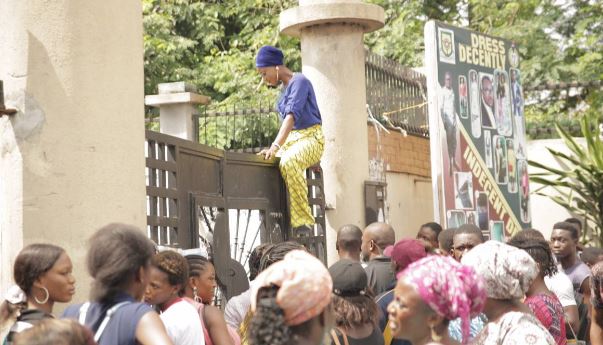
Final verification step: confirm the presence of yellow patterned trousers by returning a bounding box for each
[278,124,324,228]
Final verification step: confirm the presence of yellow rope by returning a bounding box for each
[381,101,428,116]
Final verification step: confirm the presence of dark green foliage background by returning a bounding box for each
[143,0,602,139]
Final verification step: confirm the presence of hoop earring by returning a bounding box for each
[34,287,49,304]
[430,324,442,342]
[193,287,201,303]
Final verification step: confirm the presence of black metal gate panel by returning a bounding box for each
[190,151,291,300]
[146,130,329,303]
[145,130,329,302]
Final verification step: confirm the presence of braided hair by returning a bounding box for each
[249,285,291,345]
[259,241,305,272]
[508,234,558,278]
[185,254,212,279]
[248,285,315,345]
[248,243,272,281]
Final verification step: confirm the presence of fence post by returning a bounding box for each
[145,82,210,141]
[280,1,385,264]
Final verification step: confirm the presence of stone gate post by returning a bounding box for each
[145,82,210,141]
[280,0,384,264]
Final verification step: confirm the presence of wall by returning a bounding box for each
[0,0,147,303]
[368,124,431,177]
[385,172,434,240]
[367,123,435,240]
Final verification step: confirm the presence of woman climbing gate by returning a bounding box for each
[256,45,324,236]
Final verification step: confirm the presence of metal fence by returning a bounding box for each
[186,50,429,150]
[365,50,429,137]
[193,101,280,152]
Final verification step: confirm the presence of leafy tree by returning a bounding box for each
[529,112,603,245]
[143,0,303,147]
[143,0,602,143]
[143,0,300,104]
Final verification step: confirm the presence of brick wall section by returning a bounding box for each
[367,123,431,178]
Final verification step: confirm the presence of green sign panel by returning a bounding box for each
[425,21,530,239]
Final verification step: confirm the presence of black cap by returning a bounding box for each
[328,259,368,296]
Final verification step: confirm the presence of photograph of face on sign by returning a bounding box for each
[510,68,524,117]
[466,211,479,227]
[459,75,468,119]
[479,72,496,129]
[439,71,461,175]
[447,210,467,228]
[518,160,531,223]
[484,130,493,168]
[494,135,508,184]
[494,70,513,136]
[454,172,474,209]
[469,70,481,138]
[514,117,527,159]
[476,192,489,230]
[507,139,517,193]
[490,220,505,242]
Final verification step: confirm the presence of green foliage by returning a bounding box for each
[529,112,603,245]
[143,0,300,104]
[143,0,303,147]
[143,0,602,145]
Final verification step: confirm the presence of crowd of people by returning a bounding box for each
[1,218,603,345]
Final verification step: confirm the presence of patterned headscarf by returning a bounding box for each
[461,241,537,300]
[402,255,486,344]
[250,250,332,326]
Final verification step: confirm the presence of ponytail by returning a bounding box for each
[248,286,291,345]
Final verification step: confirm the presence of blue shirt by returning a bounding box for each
[62,293,154,345]
[375,285,412,345]
[277,73,322,130]
[448,313,487,343]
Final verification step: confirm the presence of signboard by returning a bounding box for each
[424,21,530,239]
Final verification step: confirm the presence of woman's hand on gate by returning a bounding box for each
[258,146,278,160]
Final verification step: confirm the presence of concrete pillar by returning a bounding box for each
[0,0,146,301]
[280,0,384,264]
[145,82,210,141]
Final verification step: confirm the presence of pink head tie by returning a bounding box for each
[401,255,486,344]
[250,250,332,326]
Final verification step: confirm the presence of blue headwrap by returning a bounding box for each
[256,46,284,67]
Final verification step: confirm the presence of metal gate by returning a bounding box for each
[145,130,326,301]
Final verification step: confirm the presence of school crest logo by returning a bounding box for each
[438,28,456,64]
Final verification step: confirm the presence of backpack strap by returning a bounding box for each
[11,321,34,333]
[78,302,91,325]
[383,322,393,345]
[329,328,350,345]
[330,330,341,345]
[77,301,131,343]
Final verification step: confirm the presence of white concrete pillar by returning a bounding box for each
[145,82,210,141]
[0,0,146,301]
[280,0,384,264]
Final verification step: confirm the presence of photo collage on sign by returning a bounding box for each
[432,23,530,240]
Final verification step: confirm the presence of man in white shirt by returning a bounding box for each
[439,71,460,175]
